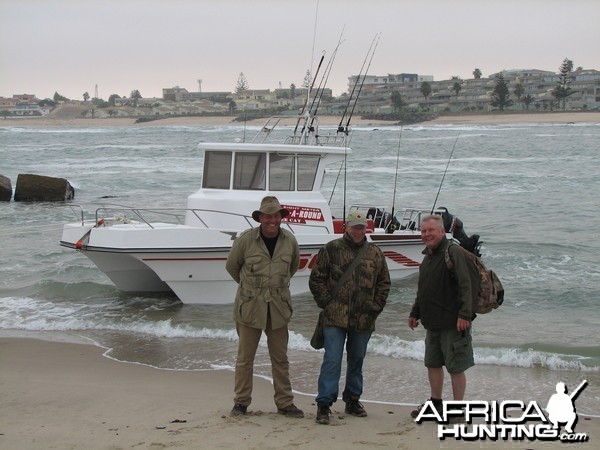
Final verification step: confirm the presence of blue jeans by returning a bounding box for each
[316,326,372,406]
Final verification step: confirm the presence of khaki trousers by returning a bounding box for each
[233,320,294,408]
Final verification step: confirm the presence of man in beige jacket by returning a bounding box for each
[226,196,303,418]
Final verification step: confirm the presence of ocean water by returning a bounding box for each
[1,120,599,416]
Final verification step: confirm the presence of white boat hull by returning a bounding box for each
[61,224,425,304]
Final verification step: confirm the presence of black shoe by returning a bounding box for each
[345,399,367,417]
[316,404,331,425]
[277,403,304,418]
[231,403,247,416]
[411,398,443,418]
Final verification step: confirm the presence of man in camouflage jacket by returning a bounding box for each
[309,210,390,424]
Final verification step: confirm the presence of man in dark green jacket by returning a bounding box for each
[408,214,474,418]
[310,210,390,425]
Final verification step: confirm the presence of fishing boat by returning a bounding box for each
[59,113,481,305]
[60,41,481,305]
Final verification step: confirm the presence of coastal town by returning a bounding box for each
[2,65,600,122]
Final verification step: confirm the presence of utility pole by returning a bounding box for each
[197,79,202,92]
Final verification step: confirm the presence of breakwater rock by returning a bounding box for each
[14,174,75,202]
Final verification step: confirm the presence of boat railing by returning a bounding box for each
[348,204,446,232]
[94,207,188,228]
[250,114,348,148]
[68,204,341,235]
[64,204,85,225]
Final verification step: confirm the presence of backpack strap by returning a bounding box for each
[331,240,369,299]
[444,241,457,271]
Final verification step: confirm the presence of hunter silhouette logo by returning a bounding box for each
[546,380,587,435]
[415,379,590,442]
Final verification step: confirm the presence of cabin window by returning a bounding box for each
[269,154,295,191]
[202,151,232,189]
[297,155,320,191]
[233,153,266,190]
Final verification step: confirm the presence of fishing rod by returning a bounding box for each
[389,126,403,230]
[295,0,321,136]
[337,33,379,134]
[301,30,345,137]
[306,29,345,127]
[430,133,461,214]
[344,33,380,132]
[294,52,325,136]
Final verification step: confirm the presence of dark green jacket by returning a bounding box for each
[309,234,390,332]
[410,237,474,330]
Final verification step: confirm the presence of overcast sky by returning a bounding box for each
[2,0,599,100]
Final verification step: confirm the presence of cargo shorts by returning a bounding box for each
[424,327,474,374]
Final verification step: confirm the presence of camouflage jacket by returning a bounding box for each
[309,234,390,332]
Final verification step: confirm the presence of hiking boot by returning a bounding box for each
[316,404,331,425]
[231,403,248,416]
[277,403,304,418]
[411,398,443,419]
[345,398,367,417]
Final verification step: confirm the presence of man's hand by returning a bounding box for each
[457,318,471,332]
[408,317,419,330]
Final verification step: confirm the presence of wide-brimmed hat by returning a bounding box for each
[252,196,290,222]
[346,210,368,227]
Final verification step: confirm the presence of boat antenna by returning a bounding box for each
[337,33,379,135]
[431,133,460,214]
[389,125,403,222]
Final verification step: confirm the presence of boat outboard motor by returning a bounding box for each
[367,207,383,228]
[438,207,482,257]
[367,207,401,233]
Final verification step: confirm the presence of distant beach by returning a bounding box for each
[1,111,599,128]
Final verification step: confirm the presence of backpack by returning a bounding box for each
[444,242,504,315]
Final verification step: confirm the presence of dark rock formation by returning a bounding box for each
[14,174,75,202]
[0,175,12,201]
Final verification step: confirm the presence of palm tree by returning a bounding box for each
[472,68,482,79]
[420,81,432,110]
[391,91,406,113]
[521,94,535,111]
[514,83,524,109]
[451,77,463,110]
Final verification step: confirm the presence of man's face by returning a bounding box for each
[259,212,282,238]
[420,218,445,250]
[346,224,367,244]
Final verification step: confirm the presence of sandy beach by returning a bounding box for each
[1,111,599,128]
[0,337,596,449]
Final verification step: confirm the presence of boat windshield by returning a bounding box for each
[202,150,321,191]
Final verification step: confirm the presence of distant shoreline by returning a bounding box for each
[1,111,599,128]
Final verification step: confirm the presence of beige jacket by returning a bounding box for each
[226,226,299,330]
